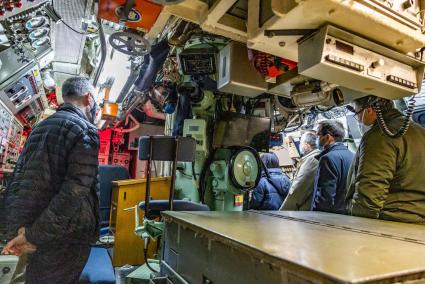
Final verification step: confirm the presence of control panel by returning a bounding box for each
[183,119,207,153]
[0,66,45,114]
[0,103,12,171]
[98,129,112,165]
[17,97,45,126]
[248,0,425,66]
[298,25,425,100]
[112,152,130,170]
[0,100,22,172]
[4,73,38,110]
[1,1,51,62]
[4,119,23,171]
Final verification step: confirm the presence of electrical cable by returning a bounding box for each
[177,169,193,179]
[49,1,98,35]
[143,239,159,273]
[191,162,197,182]
[373,96,416,138]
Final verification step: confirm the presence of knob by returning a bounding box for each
[402,0,413,10]
[371,59,385,68]
[5,3,14,11]
[14,1,22,8]
[2,266,10,274]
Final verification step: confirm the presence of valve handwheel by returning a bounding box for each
[109,31,151,56]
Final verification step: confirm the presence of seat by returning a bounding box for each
[139,200,210,219]
[98,165,129,229]
[79,166,129,283]
[79,247,115,284]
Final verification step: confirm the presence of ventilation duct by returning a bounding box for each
[50,0,93,101]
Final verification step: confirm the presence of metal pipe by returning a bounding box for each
[93,18,106,87]
[169,137,179,211]
[144,136,154,219]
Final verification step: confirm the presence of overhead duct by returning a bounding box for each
[50,0,93,101]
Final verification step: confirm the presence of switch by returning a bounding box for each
[371,59,385,68]
[402,0,413,10]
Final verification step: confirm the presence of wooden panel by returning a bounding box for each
[110,177,171,267]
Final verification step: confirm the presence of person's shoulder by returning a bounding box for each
[410,121,425,134]
[304,150,320,160]
[54,109,96,133]
[362,126,395,147]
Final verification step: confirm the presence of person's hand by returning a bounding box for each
[1,228,37,256]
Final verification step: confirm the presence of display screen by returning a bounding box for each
[179,48,217,75]
[189,125,199,132]
[213,112,271,152]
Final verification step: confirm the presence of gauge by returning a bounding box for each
[25,16,48,30]
[29,27,49,40]
[229,148,261,192]
[31,36,50,48]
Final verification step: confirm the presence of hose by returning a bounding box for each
[373,96,416,138]
[143,238,159,273]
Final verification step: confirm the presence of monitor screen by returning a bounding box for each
[213,112,271,152]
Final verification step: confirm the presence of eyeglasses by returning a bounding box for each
[346,105,365,121]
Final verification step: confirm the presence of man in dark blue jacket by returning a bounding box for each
[311,120,354,214]
[2,77,100,284]
[250,152,291,210]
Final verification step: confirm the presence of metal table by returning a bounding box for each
[161,211,425,284]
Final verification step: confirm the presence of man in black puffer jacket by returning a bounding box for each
[2,76,100,284]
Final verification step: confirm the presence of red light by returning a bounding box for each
[14,1,22,8]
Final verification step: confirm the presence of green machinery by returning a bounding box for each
[125,35,267,283]
[174,91,214,204]
[173,36,264,212]
[174,92,263,211]
[203,147,261,211]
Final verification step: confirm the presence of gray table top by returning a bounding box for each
[162,210,425,283]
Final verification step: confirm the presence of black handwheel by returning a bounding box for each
[109,31,151,56]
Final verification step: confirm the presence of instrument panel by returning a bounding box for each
[0,100,22,173]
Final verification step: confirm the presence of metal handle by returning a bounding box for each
[10,86,28,102]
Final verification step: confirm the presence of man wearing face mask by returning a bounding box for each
[311,120,354,214]
[2,77,100,283]
[280,131,320,210]
[345,95,425,224]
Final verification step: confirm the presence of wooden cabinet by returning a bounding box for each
[110,177,170,267]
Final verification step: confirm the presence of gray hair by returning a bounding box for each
[62,76,95,98]
[301,131,317,149]
[317,120,345,142]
